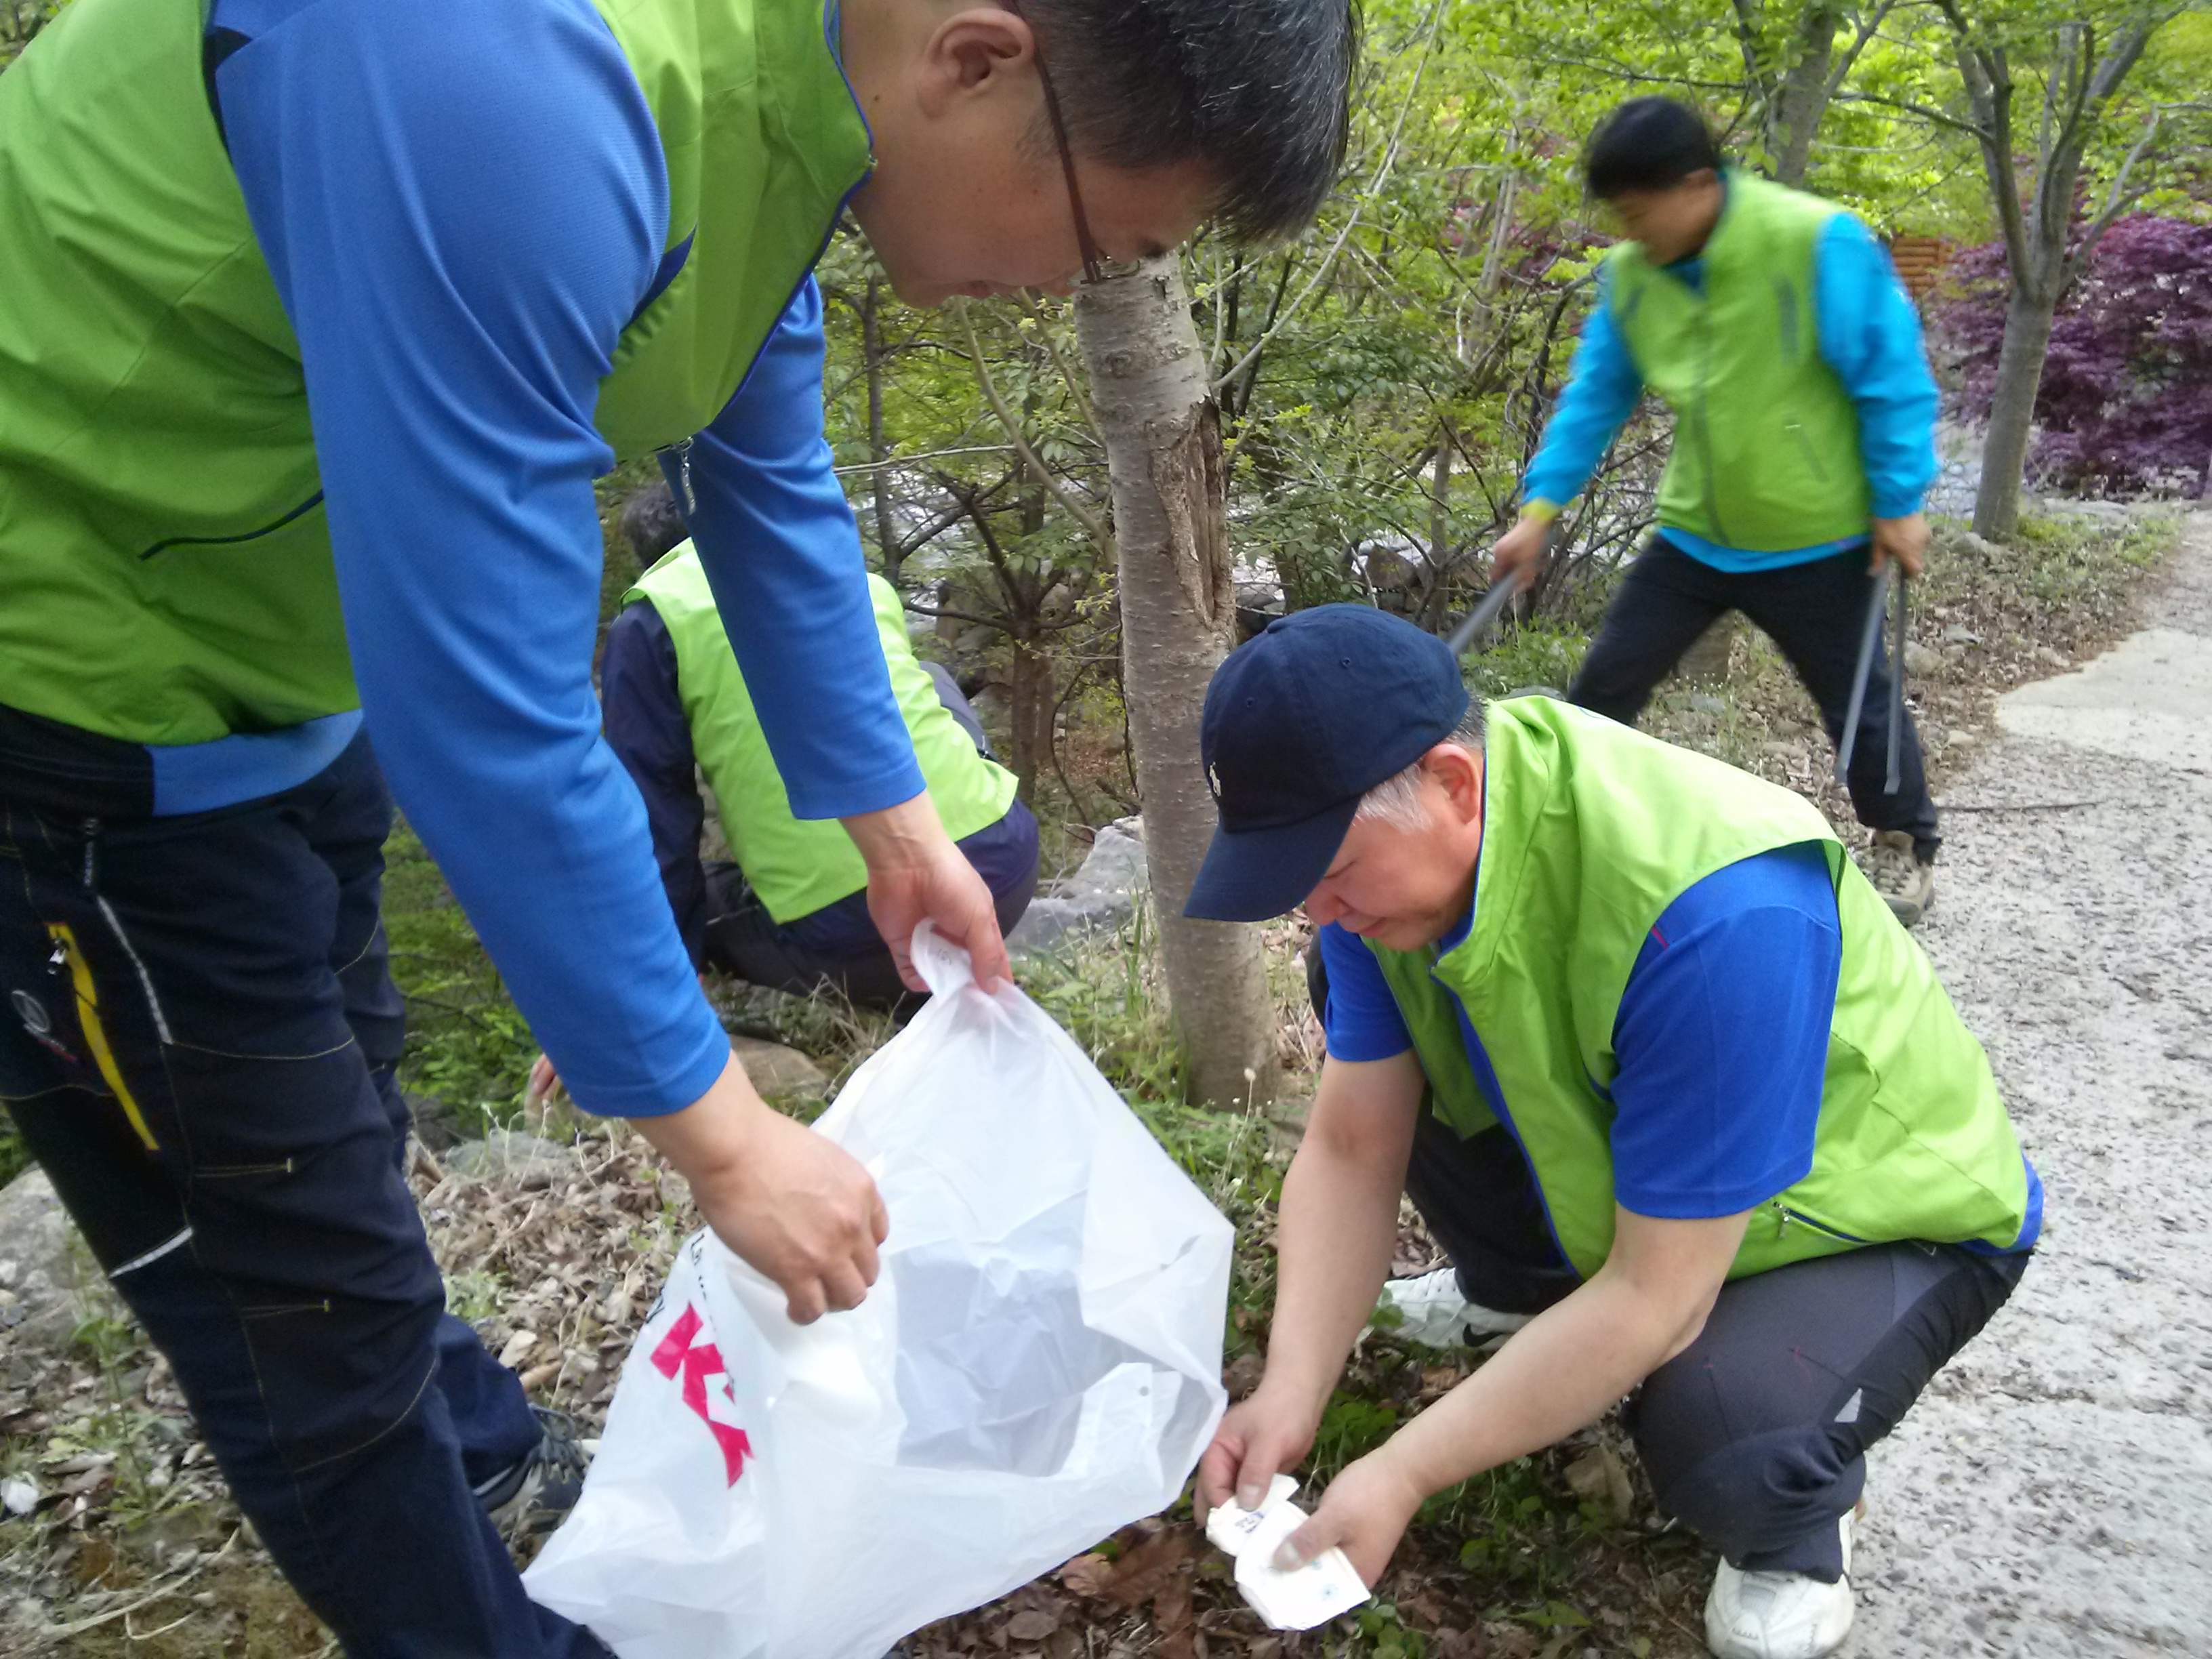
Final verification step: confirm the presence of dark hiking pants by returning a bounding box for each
[1408,1110,2024,1580]
[1308,952,2025,1582]
[0,714,610,1658]
[1567,535,1941,857]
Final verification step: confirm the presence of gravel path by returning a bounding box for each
[1851,513,2212,1656]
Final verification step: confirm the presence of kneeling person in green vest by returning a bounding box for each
[605,522,1038,1007]
[1187,607,2038,1659]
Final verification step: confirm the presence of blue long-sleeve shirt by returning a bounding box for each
[1523,206,1940,571]
[207,0,917,1115]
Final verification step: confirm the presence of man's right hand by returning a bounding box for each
[1195,1382,1323,1518]
[1488,510,1554,592]
[630,1052,887,1324]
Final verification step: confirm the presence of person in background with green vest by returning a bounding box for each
[602,482,1038,1006]
[0,0,1354,1650]
[1183,608,2036,1659]
[1488,97,1944,929]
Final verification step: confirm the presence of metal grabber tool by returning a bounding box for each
[1835,563,1907,794]
[1446,522,1559,658]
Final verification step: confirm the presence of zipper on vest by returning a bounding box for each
[662,437,697,518]
[1769,1199,1865,1244]
[1786,420,1830,485]
[1693,310,1730,547]
[138,490,327,560]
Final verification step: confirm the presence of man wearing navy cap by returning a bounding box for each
[1188,606,2037,1659]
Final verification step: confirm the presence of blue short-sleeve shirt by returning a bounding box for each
[1318,842,1843,1220]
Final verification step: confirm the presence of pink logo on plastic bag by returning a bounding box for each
[650,1305,755,1486]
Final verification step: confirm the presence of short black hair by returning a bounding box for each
[619,480,689,571]
[1584,96,1721,199]
[1023,0,1359,243]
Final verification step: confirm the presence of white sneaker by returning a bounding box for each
[1373,1267,1530,1347]
[1704,1511,1856,1659]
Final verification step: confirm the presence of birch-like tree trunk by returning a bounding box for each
[1074,258,1275,1109]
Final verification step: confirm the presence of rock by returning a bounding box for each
[443,1128,571,1183]
[1904,641,1942,676]
[730,1035,827,1101]
[1007,818,1149,962]
[0,1166,94,1356]
[405,1089,469,1152]
[1942,623,1982,646]
[1562,1444,1635,1521]
[1,1475,37,1517]
[1686,693,1727,716]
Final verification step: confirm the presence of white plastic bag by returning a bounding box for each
[525,924,1233,1659]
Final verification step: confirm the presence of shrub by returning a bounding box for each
[1931,215,2212,498]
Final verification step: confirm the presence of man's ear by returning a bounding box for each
[1420,742,1483,825]
[915,7,1035,115]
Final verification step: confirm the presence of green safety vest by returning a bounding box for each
[1368,698,2030,1281]
[1605,171,1872,552]
[0,0,871,745]
[627,549,1018,924]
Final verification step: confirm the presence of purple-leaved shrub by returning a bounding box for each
[1931,215,2212,498]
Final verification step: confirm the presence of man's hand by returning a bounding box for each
[1488,510,1555,593]
[1196,1382,1324,1519]
[631,1053,888,1324]
[1271,1450,1427,1589]
[844,792,1010,993]
[1869,512,1929,579]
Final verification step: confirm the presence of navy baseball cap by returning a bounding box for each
[1185,605,1470,923]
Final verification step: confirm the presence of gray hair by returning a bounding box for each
[1354,703,1486,832]
[1020,0,1359,243]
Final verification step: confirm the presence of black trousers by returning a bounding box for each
[1568,536,1940,855]
[1409,1111,2024,1580]
[0,719,607,1658]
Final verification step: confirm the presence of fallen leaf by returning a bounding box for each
[1006,1610,1061,1643]
[1105,1528,1196,1610]
[497,1330,539,1369]
[1059,1553,1116,1599]
[1154,1578,1193,1637]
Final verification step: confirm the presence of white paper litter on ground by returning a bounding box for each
[1204,1475,1370,1630]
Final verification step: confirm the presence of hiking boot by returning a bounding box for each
[477,1406,591,1539]
[1373,1266,1530,1347]
[1866,831,1935,928]
[1704,1511,1856,1659]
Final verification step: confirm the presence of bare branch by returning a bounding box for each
[953,299,1113,554]
[1208,0,1452,394]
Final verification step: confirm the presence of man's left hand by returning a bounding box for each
[1271,1451,1427,1591]
[1869,512,1929,579]
[844,793,1011,993]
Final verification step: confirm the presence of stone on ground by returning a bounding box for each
[1008,817,1147,962]
[0,1166,94,1358]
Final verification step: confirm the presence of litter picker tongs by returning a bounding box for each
[1835,565,1906,794]
[1445,575,1524,658]
[1445,521,1559,657]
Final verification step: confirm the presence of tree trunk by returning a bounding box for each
[1074,258,1276,1109]
[1973,287,2058,542]
[1006,636,1053,804]
[1767,5,1841,186]
[862,275,901,581]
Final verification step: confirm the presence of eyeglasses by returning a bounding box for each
[1008,0,1115,286]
